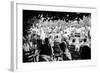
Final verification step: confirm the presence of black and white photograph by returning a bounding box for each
[23,10,91,63]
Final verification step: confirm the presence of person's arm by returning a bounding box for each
[65,49,72,60]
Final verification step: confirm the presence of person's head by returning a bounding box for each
[80,45,91,59]
[83,38,87,43]
[44,38,49,44]
[54,41,59,46]
[68,44,75,52]
[37,35,40,39]
[37,39,42,45]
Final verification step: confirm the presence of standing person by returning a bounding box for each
[69,44,80,60]
[35,39,43,62]
[53,41,63,61]
[23,36,35,62]
[60,41,72,60]
[41,38,52,56]
[39,38,53,62]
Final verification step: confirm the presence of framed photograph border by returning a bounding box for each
[11,1,97,71]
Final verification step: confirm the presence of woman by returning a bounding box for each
[39,38,53,62]
[53,41,63,61]
[60,41,72,60]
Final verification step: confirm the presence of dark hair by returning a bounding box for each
[80,45,91,59]
[37,39,42,45]
[72,39,75,43]
[44,38,49,44]
[84,38,87,43]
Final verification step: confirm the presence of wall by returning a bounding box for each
[0,0,100,73]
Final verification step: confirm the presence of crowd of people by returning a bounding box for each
[23,17,91,63]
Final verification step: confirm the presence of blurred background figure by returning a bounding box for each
[39,38,53,62]
[60,41,72,60]
[80,45,91,59]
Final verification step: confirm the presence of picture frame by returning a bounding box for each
[11,1,97,71]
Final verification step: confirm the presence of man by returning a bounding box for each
[39,38,53,62]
